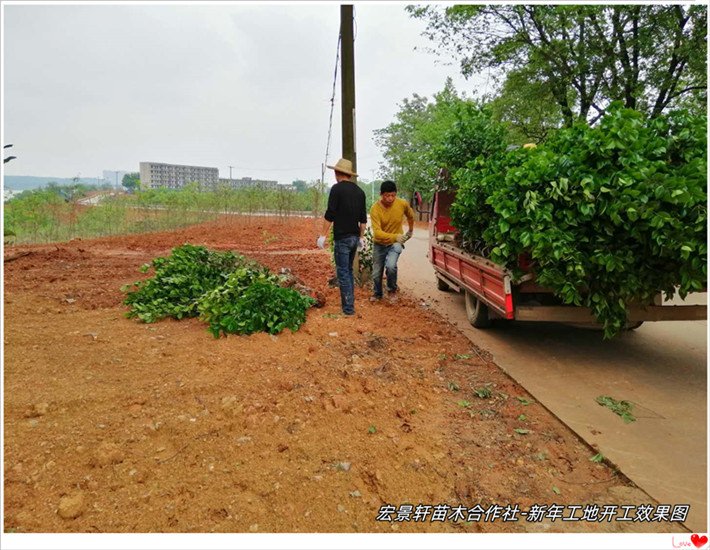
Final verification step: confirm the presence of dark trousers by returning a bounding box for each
[334,235,358,315]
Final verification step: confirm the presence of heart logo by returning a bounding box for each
[691,534,709,548]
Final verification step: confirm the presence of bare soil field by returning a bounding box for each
[3,216,679,533]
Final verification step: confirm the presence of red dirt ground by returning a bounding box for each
[4,216,679,533]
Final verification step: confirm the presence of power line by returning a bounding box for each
[322,32,342,183]
[229,165,319,172]
[233,29,345,180]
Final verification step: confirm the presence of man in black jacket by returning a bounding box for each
[317,158,367,316]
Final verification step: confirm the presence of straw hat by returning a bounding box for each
[327,158,358,177]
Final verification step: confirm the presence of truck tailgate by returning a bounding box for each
[431,242,513,318]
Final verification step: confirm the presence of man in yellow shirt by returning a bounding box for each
[370,180,415,303]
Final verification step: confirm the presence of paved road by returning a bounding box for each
[398,228,707,532]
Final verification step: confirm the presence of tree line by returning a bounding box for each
[3,178,384,245]
[375,4,706,197]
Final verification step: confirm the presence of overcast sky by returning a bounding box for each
[3,2,485,185]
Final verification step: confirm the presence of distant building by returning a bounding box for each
[139,162,219,189]
[217,177,281,190]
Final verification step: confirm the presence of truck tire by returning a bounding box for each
[436,275,450,291]
[465,290,491,328]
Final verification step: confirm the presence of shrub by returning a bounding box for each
[450,105,707,337]
[123,244,316,337]
[123,244,247,323]
[199,277,315,337]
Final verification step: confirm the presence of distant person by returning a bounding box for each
[370,180,414,303]
[316,158,367,316]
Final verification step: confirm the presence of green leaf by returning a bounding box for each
[517,397,535,406]
[596,395,636,423]
[473,387,492,399]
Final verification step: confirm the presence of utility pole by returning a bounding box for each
[340,5,356,180]
[228,165,234,184]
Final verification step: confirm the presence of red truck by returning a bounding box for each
[426,189,706,329]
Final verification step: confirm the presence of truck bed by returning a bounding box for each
[431,241,514,319]
[428,190,705,326]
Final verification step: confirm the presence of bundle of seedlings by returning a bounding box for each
[122,244,316,336]
[448,105,706,337]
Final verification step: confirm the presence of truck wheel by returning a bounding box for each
[436,275,450,291]
[465,291,491,328]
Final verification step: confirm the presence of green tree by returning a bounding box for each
[374,78,470,198]
[374,92,430,196]
[433,102,509,175]
[374,80,510,199]
[488,68,565,142]
[409,5,707,123]
[308,179,327,217]
[291,180,308,193]
[122,172,141,192]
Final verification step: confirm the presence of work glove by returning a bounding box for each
[396,233,411,244]
[316,235,326,249]
[358,238,365,251]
